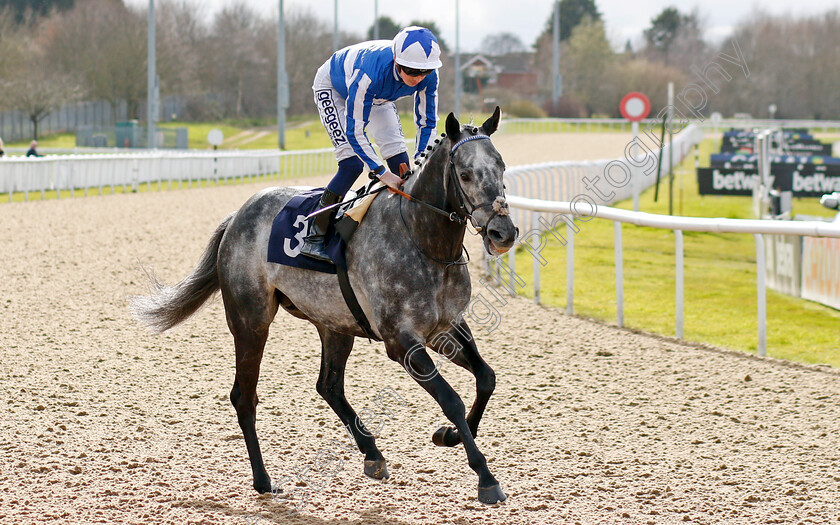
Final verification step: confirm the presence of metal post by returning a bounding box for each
[374,0,379,39]
[454,0,462,117]
[754,234,767,356]
[277,0,288,149]
[533,211,541,304]
[675,229,683,339]
[667,82,674,215]
[333,0,339,51]
[632,120,640,211]
[147,0,156,149]
[566,220,574,315]
[552,0,561,107]
[615,221,623,327]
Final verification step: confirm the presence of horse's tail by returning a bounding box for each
[130,213,235,333]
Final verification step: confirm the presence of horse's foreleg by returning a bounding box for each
[388,333,506,504]
[429,320,495,448]
[229,324,272,493]
[315,327,388,479]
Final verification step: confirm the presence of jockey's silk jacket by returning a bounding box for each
[328,40,439,171]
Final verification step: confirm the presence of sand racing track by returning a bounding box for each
[1,132,839,524]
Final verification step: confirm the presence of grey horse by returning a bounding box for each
[131,108,517,505]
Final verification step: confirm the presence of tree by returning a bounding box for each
[0,8,26,94]
[712,11,840,120]
[536,0,601,43]
[43,0,147,120]
[282,6,339,115]
[532,0,602,103]
[366,15,400,40]
[408,19,449,52]
[4,56,79,139]
[0,0,74,24]
[643,7,708,68]
[562,19,615,115]
[155,0,206,99]
[644,7,680,61]
[611,59,688,117]
[480,32,526,56]
[199,2,274,118]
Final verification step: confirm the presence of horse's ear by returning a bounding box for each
[445,112,461,142]
[481,106,502,136]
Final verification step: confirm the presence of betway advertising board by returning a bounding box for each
[697,164,840,196]
[801,236,840,310]
[764,235,802,297]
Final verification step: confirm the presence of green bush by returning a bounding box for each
[505,100,548,119]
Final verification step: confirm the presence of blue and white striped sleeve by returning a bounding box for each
[414,73,439,156]
[345,72,384,172]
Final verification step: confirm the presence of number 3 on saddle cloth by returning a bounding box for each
[267,182,384,340]
[266,180,381,272]
[267,188,345,273]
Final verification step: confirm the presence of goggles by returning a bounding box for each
[401,66,434,78]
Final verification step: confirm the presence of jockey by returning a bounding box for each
[301,25,442,261]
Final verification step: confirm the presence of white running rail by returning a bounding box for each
[0,148,335,201]
[496,196,840,357]
[502,124,704,235]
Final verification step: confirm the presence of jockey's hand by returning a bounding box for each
[379,170,404,193]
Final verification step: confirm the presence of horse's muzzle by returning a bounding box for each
[483,219,517,256]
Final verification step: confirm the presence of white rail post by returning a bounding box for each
[675,229,684,339]
[533,211,540,304]
[507,244,516,296]
[754,233,767,356]
[615,221,623,327]
[566,220,574,315]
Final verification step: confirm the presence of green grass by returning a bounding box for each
[508,137,840,368]
[7,112,496,152]
[6,133,78,150]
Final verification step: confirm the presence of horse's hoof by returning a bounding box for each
[364,459,389,480]
[477,484,507,504]
[254,479,272,494]
[432,426,461,447]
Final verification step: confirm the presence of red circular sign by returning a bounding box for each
[620,92,651,122]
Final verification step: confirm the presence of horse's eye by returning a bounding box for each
[459,171,471,181]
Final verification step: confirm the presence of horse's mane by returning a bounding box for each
[411,134,446,177]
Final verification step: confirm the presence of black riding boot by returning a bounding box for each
[300,189,341,262]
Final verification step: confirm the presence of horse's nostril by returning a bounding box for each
[488,228,506,243]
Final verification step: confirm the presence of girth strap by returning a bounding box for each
[336,265,380,341]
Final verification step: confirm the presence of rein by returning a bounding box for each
[387,185,466,225]
[390,132,507,268]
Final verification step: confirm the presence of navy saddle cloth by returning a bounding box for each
[267,188,347,273]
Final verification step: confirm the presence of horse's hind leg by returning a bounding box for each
[225,290,278,494]
[429,320,495,448]
[315,326,388,479]
[387,332,506,504]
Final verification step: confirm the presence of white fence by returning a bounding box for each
[0,148,335,201]
[503,124,704,233]
[501,117,840,134]
[496,198,840,357]
[489,121,839,355]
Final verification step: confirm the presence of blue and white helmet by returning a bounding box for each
[392,26,443,70]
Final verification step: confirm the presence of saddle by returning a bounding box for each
[266,181,386,340]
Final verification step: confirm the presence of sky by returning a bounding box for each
[132,0,840,52]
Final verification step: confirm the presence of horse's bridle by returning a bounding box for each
[393,132,510,268]
[446,134,510,234]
